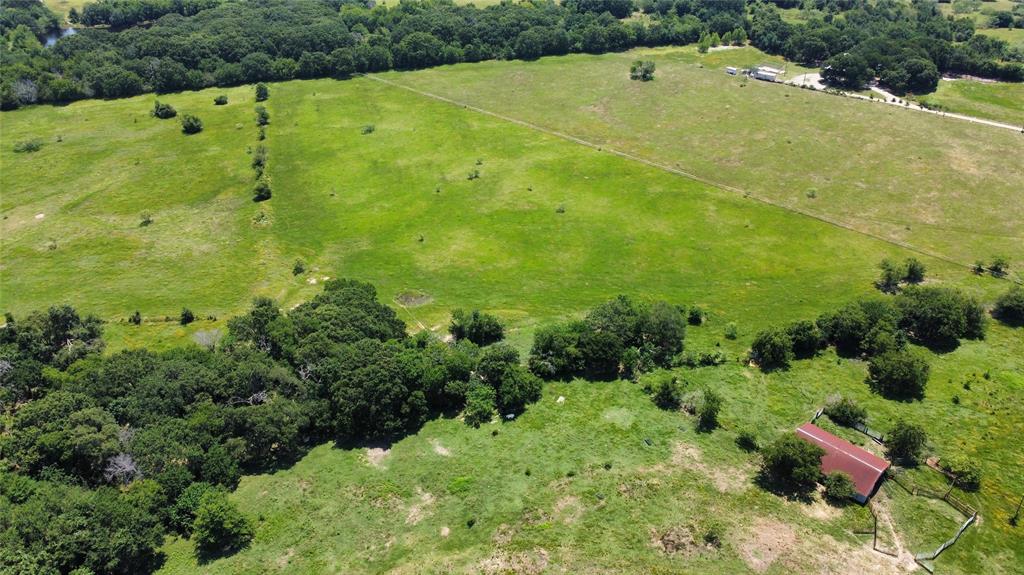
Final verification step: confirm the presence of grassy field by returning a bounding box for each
[917,78,1024,127]
[43,0,89,18]
[383,47,1024,274]
[3,45,1024,574]
[976,27,1024,49]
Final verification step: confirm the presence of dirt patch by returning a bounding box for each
[815,534,918,574]
[733,518,797,573]
[553,495,583,524]
[275,548,295,569]
[406,487,435,525]
[618,476,663,500]
[799,489,842,521]
[476,548,550,575]
[430,439,451,457]
[396,290,433,307]
[365,447,390,468]
[493,523,516,546]
[652,526,703,557]
[670,441,752,494]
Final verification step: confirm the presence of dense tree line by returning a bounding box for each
[0,279,544,573]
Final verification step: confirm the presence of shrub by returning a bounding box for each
[887,419,927,464]
[993,286,1024,327]
[736,430,759,451]
[896,286,985,346]
[760,435,824,494]
[361,124,375,134]
[253,176,272,202]
[824,396,867,427]
[629,60,656,81]
[129,311,142,325]
[192,489,254,556]
[876,258,905,293]
[867,349,929,399]
[449,309,504,346]
[292,259,305,275]
[988,256,1008,277]
[180,114,203,134]
[251,145,267,174]
[254,82,269,102]
[904,258,926,283]
[140,212,153,226]
[13,139,44,153]
[152,100,177,119]
[652,376,682,410]
[180,308,195,325]
[214,95,228,105]
[941,454,981,491]
[687,306,705,326]
[750,327,793,371]
[696,387,722,431]
[255,105,269,127]
[723,322,738,340]
[823,471,856,501]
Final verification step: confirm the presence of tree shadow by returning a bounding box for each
[196,541,252,565]
[754,471,816,504]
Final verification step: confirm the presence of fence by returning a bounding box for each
[889,469,978,517]
[914,513,977,572]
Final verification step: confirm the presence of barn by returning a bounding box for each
[796,423,890,503]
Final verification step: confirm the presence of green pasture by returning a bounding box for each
[917,78,1024,127]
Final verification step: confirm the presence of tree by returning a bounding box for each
[821,52,872,89]
[823,471,855,501]
[993,285,1024,327]
[941,454,981,491]
[876,258,905,293]
[652,375,681,410]
[750,327,793,371]
[255,105,269,127]
[528,322,586,380]
[152,100,177,119]
[786,320,822,359]
[887,419,927,464]
[463,382,496,427]
[255,82,269,102]
[760,435,824,494]
[180,308,195,325]
[630,60,656,81]
[214,95,228,105]
[867,349,929,399]
[904,258,926,284]
[578,330,623,380]
[696,387,722,431]
[180,114,203,134]
[449,309,504,346]
[191,489,255,557]
[495,365,542,415]
[896,286,985,347]
[394,32,447,69]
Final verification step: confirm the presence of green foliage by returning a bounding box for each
[449,309,504,346]
[255,83,269,102]
[887,419,928,464]
[170,482,215,534]
[180,308,195,325]
[192,489,255,557]
[993,286,1024,327]
[822,470,856,501]
[180,114,203,134]
[867,348,930,400]
[896,286,985,348]
[941,454,982,491]
[13,138,43,153]
[214,95,228,105]
[736,430,759,452]
[255,105,270,127]
[253,175,272,202]
[821,52,873,90]
[463,382,496,427]
[630,60,656,81]
[760,435,824,495]
[652,375,682,410]
[786,320,822,359]
[823,396,867,427]
[696,387,722,432]
[723,322,738,340]
[687,306,705,326]
[152,100,177,119]
[292,259,306,276]
[750,327,793,371]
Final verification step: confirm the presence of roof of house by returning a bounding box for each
[796,423,890,499]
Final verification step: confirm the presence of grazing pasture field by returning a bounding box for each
[918,78,1024,127]
[2,46,1023,575]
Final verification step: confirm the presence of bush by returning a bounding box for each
[449,309,504,346]
[896,286,985,347]
[760,435,824,494]
[255,105,269,127]
[361,124,375,135]
[736,430,759,451]
[823,471,856,501]
[253,176,272,202]
[214,95,228,105]
[723,322,738,340]
[13,139,44,153]
[867,349,929,399]
[463,383,496,427]
[988,256,1008,277]
[180,308,195,325]
[750,327,793,371]
[823,396,867,427]
[904,258,926,283]
[652,376,682,410]
[630,60,656,81]
[255,82,269,102]
[687,306,705,326]
[292,259,305,275]
[152,100,177,119]
[180,114,203,134]
[696,387,722,431]
[993,286,1024,327]
[887,419,927,464]
[130,311,142,325]
[191,489,254,556]
[941,454,982,491]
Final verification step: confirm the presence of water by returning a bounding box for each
[44,27,76,47]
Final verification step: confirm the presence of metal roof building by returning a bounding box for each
[796,423,890,503]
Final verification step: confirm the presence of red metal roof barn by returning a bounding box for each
[796,423,890,503]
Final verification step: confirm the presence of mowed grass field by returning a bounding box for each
[3,46,1024,574]
[918,78,1024,127]
[383,46,1024,273]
